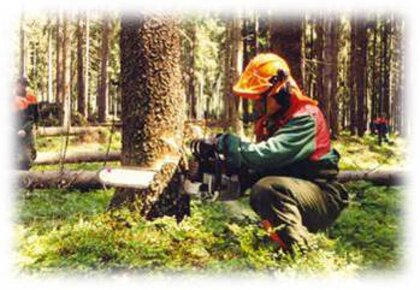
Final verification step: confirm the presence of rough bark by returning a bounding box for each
[187,23,197,120]
[14,169,405,191]
[109,13,189,221]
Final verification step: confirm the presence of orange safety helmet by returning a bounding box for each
[233,53,290,100]
[233,53,318,106]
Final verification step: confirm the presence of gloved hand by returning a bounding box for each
[214,133,242,171]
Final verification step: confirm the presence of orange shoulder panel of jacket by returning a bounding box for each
[13,96,29,111]
[26,92,38,104]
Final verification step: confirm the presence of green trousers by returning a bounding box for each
[17,130,37,170]
[249,176,349,250]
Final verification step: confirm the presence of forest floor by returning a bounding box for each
[13,129,406,277]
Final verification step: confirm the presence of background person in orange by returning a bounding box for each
[214,53,349,252]
[13,76,39,170]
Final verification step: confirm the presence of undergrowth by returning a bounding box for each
[15,182,403,276]
[15,130,405,276]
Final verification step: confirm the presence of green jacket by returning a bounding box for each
[218,104,340,181]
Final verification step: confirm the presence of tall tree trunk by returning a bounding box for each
[109,13,189,221]
[187,23,197,120]
[320,16,331,129]
[371,18,379,124]
[349,16,357,135]
[356,19,368,137]
[382,18,391,120]
[269,17,304,87]
[392,16,404,135]
[61,13,71,128]
[85,13,92,121]
[325,17,340,139]
[98,16,110,123]
[19,12,26,76]
[55,13,62,104]
[225,15,244,136]
[242,16,250,124]
[314,16,324,108]
[47,24,53,103]
[76,14,87,118]
[331,19,340,138]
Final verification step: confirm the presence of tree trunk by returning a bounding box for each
[320,16,332,128]
[356,19,368,137]
[329,18,340,139]
[109,13,189,221]
[55,13,62,104]
[14,169,405,191]
[242,16,250,124]
[85,13,92,121]
[371,19,379,124]
[225,15,244,136]
[47,24,53,103]
[349,16,357,135]
[19,12,26,76]
[187,23,197,120]
[314,16,324,104]
[98,16,110,123]
[392,16,404,135]
[269,17,304,87]
[76,14,87,118]
[382,18,392,119]
[61,13,71,128]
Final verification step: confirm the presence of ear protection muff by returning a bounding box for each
[268,69,292,109]
[273,82,292,114]
[268,68,288,86]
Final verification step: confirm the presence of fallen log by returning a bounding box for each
[36,126,114,137]
[35,151,120,165]
[14,169,405,191]
[337,170,404,186]
[15,170,102,191]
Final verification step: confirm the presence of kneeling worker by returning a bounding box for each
[215,53,349,251]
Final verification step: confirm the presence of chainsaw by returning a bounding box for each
[182,138,245,201]
[99,137,248,202]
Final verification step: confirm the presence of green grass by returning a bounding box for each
[15,182,403,276]
[16,130,405,276]
[333,131,405,170]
